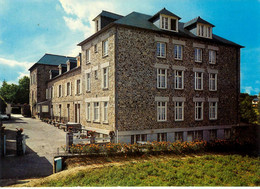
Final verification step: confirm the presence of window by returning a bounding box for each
[58,85,62,97]
[209,102,217,120]
[96,19,100,32]
[195,102,203,120]
[209,73,217,91]
[161,16,177,31]
[174,45,182,60]
[51,86,54,98]
[93,102,99,122]
[94,44,97,53]
[131,134,147,144]
[66,82,71,96]
[76,79,81,95]
[175,102,184,121]
[94,70,98,79]
[224,129,231,140]
[157,69,167,89]
[103,102,108,123]
[86,73,91,92]
[86,103,90,121]
[157,101,167,121]
[175,132,183,142]
[46,89,48,99]
[209,50,216,64]
[86,49,90,63]
[102,67,108,89]
[67,104,70,122]
[174,70,184,89]
[195,72,203,90]
[209,130,217,141]
[157,42,166,58]
[188,131,203,141]
[157,133,167,142]
[206,26,211,38]
[102,39,108,56]
[195,48,202,62]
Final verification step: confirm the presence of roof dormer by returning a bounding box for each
[92,10,123,33]
[184,16,215,39]
[149,8,181,32]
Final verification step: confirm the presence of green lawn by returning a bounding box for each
[39,154,259,187]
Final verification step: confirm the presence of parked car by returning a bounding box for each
[0,114,9,120]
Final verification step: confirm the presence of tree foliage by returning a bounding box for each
[0,76,30,104]
[240,93,257,124]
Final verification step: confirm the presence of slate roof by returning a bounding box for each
[29,54,76,71]
[78,10,243,48]
[184,16,215,29]
[149,8,181,22]
[93,10,123,21]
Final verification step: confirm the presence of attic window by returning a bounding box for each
[161,15,178,32]
[198,24,212,38]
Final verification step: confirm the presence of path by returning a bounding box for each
[0,114,67,186]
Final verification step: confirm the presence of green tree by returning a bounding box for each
[17,76,30,104]
[0,76,30,104]
[240,93,257,124]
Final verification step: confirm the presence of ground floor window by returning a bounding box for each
[131,134,147,144]
[224,129,231,140]
[187,131,203,141]
[209,129,217,141]
[157,133,167,142]
[175,132,183,142]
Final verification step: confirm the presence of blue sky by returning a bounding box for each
[0,0,259,95]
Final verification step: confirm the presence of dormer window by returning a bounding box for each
[95,17,101,32]
[160,15,178,32]
[197,24,212,38]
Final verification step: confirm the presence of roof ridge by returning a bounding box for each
[101,10,123,17]
[45,53,75,58]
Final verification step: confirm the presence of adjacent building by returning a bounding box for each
[29,8,243,143]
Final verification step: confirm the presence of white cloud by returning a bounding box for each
[59,0,154,39]
[0,57,33,70]
[244,86,253,94]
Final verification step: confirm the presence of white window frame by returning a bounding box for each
[174,45,183,60]
[209,50,216,64]
[174,70,184,89]
[76,79,81,95]
[175,101,184,121]
[161,15,178,32]
[195,102,203,121]
[102,39,108,57]
[157,101,167,122]
[195,72,203,90]
[195,48,202,62]
[102,67,109,89]
[86,49,90,64]
[86,102,91,121]
[157,69,167,89]
[94,44,98,53]
[86,73,91,92]
[103,101,108,123]
[209,73,217,91]
[93,102,100,122]
[209,129,217,141]
[209,102,217,120]
[157,133,167,142]
[156,42,166,58]
[46,89,48,99]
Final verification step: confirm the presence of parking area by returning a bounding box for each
[0,114,67,183]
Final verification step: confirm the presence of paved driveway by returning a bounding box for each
[0,114,67,183]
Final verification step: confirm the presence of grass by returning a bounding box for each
[26,154,260,187]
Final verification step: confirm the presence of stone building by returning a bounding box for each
[29,8,243,143]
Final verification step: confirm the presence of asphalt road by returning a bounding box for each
[0,114,67,185]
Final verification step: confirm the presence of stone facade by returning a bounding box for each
[46,67,82,123]
[29,64,59,116]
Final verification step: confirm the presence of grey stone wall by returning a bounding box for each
[115,26,240,132]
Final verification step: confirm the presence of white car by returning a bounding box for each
[0,114,9,120]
